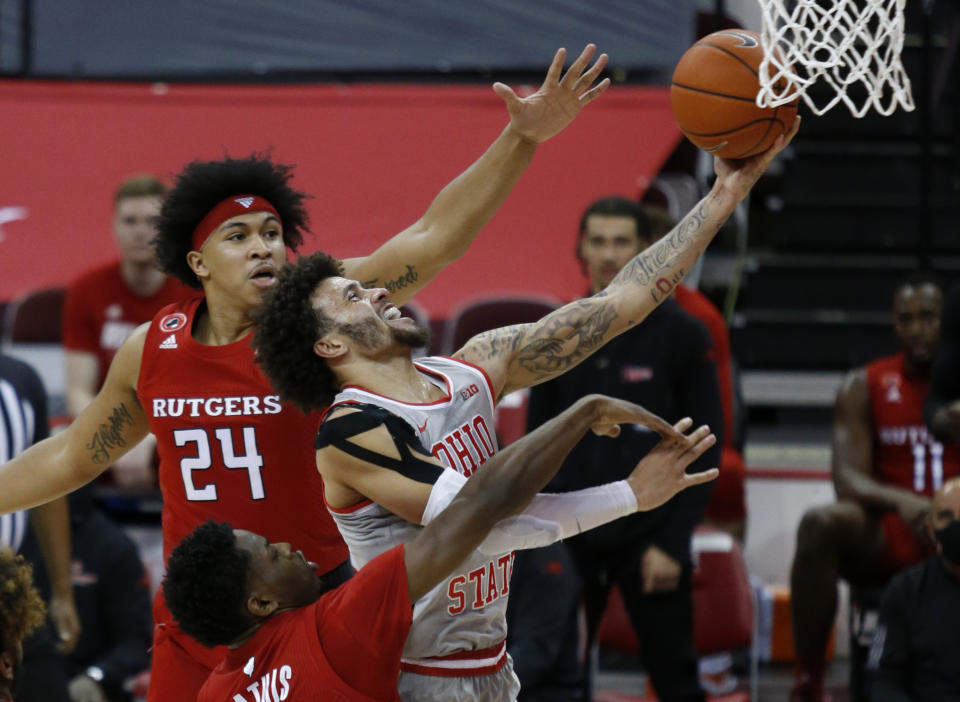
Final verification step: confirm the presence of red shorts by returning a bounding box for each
[879,512,934,575]
[702,446,747,524]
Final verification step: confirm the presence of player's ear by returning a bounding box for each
[187,250,210,282]
[314,336,347,360]
[247,593,279,618]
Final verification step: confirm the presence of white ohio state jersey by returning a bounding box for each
[327,356,514,662]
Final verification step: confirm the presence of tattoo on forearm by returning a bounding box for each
[86,404,135,465]
[363,265,419,294]
[610,198,711,292]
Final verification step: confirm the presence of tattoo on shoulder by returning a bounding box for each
[465,325,526,362]
[515,299,617,378]
[86,403,136,465]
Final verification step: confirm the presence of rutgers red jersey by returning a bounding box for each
[866,353,960,494]
[63,262,193,388]
[138,298,349,622]
[199,546,411,702]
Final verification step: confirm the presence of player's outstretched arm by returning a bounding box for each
[403,395,708,602]
[0,328,150,514]
[340,45,610,307]
[456,116,802,400]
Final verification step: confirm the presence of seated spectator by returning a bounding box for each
[868,475,960,700]
[0,549,47,702]
[506,542,585,701]
[643,204,746,541]
[62,175,192,490]
[527,195,721,702]
[63,486,152,702]
[790,273,960,701]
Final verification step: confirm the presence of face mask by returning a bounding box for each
[934,519,960,565]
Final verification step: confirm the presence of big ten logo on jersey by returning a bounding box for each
[232,664,292,702]
[447,553,514,615]
[430,414,496,477]
[460,383,479,401]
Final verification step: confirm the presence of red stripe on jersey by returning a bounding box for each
[342,364,453,406]
[399,640,507,677]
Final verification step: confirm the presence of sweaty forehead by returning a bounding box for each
[233,529,264,555]
[895,283,942,309]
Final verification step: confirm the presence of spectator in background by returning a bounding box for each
[0,549,47,702]
[62,175,193,490]
[505,542,585,701]
[52,486,151,702]
[642,205,747,541]
[526,195,722,702]
[790,274,960,702]
[925,282,960,442]
[0,353,77,702]
[868,475,960,701]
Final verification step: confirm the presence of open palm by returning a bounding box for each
[494,44,610,144]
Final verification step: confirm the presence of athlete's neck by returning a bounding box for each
[192,293,257,346]
[120,259,167,297]
[336,355,446,404]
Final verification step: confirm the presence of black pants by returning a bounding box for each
[18,619,70,702]
[570,541,705,702]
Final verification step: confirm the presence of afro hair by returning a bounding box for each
[251,252,344,413]
[0,549,45,651]
[155,155,310,289]
[162,521,254,648]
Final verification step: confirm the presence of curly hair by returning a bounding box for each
[252,252,344,413]
[155,155,310,289]
[0,549,45,651]
[162,521,254,648]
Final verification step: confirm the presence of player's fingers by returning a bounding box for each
[680,429,716,462]
[492,82,520,107]
[560,44,596,88]
[684,467,720,487]
[579,78,611,104]
[572,53,608,93]
[543,47,567,86]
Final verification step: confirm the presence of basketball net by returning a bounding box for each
[756,0,915,117]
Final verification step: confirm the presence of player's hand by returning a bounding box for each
[49,591,81,653]
[896,492,931,537]
[581,394,690,443]
[641,545,683,593]
[712,114,801,201]
[626,420,717,512]
[68,675,108,702]
[495,44,610,144]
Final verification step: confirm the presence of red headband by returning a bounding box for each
[191,195,280,251]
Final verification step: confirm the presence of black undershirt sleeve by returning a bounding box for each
[315,403,444,486]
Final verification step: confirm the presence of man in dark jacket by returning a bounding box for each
[868,475,960,701]
[526,196,722,702]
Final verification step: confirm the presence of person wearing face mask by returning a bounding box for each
[868,476,960,701]
[0,549,48,702]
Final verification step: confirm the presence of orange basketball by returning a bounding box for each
[670,29,798,159]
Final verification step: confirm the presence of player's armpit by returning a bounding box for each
[315,404,444,523]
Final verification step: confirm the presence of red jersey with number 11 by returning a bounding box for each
[866,353,960,494]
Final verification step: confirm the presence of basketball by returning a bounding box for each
[670,29,798,159]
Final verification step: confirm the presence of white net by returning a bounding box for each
[757,0,915,117]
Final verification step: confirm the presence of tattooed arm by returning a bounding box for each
[340,45,610,307]
[0,327,150,513]
[456,117,801,400]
